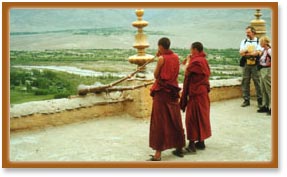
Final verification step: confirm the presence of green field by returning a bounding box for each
[10,48,241,104]
[10,67,122,104]
[10,48,240,65]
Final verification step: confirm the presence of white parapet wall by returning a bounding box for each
[209,78,256,102]
[9,78,256,131]
[10,93,133,131]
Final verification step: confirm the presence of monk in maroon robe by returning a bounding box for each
[180,42,211,152]
[149,37,185,161]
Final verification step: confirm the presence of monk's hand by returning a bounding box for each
[156,50,161,57]
[184,70,190,77]
[182,58,187,65]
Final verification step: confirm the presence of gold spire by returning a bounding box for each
[250,9,266,38]
[128,9,154,69]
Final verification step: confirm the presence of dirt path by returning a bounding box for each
[10,98,272,162]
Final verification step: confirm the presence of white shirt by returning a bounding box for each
[239,37,263,53]
[259,48,271,66]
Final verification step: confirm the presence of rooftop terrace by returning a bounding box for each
[10,98,272,162]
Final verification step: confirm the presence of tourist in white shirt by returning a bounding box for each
[239,26,263,107]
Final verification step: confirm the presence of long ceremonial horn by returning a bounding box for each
[77,56,156,95]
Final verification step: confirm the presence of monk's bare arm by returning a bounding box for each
[154,56,164,79]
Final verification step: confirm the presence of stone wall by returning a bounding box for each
[10,102,125,131]
[123,79,153,118]
[10,93,131,131]
[10,78,256,131]
[209,78,256,102]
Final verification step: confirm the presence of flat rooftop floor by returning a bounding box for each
[9,98,272,162]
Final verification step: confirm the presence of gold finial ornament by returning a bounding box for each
[135,9,144,17]
[128,9,154,69]
[250,9,266,38]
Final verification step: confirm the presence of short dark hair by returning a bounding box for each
[158,37,170,50]
[246,26,256,34]
[191,42,203,52]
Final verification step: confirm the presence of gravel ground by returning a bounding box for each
[10,98,272,162]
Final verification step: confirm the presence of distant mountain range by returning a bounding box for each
[9,8,272,49]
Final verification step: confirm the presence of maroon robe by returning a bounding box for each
[149,50,185,151]
[180,51,211,142]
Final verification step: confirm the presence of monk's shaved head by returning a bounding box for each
[191,42,203,52]
[158,37,170,50]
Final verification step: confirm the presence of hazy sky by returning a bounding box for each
[9,8,272,49]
